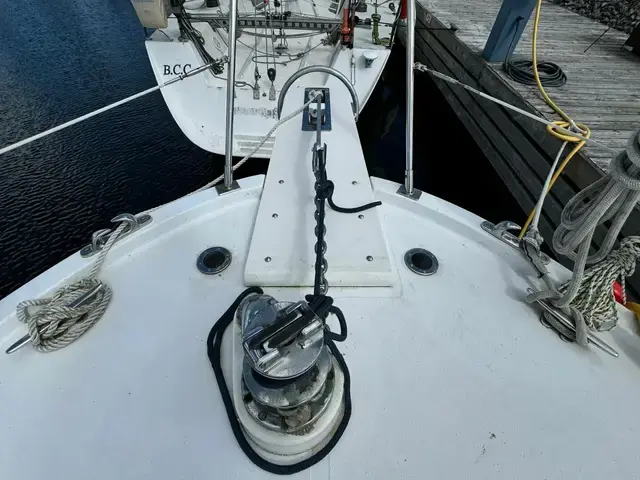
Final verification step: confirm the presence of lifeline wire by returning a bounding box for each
[413,64,612,152]
[0,63,216,156]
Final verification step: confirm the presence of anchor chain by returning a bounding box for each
[313,143,329,295]
[310,143,382,295]
[307,88,381,296]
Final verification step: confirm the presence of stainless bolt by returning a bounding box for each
[366,256,373,261]
[265,256,272,262]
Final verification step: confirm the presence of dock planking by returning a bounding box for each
[418,0,640,170]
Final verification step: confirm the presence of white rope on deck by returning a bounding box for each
[16,222,127,352]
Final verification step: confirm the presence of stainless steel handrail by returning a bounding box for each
[404,0,416,196]
[223,0,239,189]
[276,65,359,120]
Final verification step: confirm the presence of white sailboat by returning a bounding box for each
[3,0,640,477]
[140,0,398,157]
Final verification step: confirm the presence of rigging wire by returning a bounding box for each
[267,0,278,77]
[176,8,225,74]
[243,29,331,39]
[413,64,611,152]
[253,0,260,87]
[0,61,613,158]
[194,92,322,191]
[138,92,324,215]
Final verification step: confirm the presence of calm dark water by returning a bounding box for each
[0,0,237,299]
[0,0,519,300]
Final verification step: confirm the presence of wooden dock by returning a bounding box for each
[419,0,640,170]
[404,0,640,294]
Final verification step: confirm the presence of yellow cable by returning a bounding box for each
[517,0,590,240]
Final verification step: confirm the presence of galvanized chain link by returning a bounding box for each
[313,145,329,296]
[309,90,329,297]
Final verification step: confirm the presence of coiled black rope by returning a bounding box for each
[504,59,567,87]
[503,17,567,88]
[207,287,351,475]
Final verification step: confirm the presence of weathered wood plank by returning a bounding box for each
[418,0,640,172]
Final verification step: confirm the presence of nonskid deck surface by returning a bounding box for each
[1,177,639,479]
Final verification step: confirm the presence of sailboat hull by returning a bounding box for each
[145,4,395,158]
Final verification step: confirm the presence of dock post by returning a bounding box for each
[482,0,537,62]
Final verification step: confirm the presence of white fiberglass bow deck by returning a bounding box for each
[3,59,640,478]
[3,1,640,477]
[4,177,640,479]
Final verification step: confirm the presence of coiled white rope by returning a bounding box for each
[525,129,640,345]
[15,223,127,352]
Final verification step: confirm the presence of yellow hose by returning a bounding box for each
[517,0,590,240]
